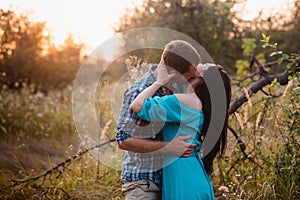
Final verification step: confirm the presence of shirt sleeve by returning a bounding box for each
[137,95,181,123]
[116,87,141,144]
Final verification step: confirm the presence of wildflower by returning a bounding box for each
[218,186,229,193]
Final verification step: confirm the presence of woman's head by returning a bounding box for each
[194,64,231,174]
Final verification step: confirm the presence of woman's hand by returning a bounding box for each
[155,61,176,85]
[197,63,216,77]
[130,60,176,113]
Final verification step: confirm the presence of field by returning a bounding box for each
[0,65,299,199]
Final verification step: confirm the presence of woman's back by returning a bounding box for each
[138,94,214,200]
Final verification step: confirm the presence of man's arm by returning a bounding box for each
[118,135,196,157]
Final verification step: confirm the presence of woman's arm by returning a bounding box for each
[130,82,162,113]
[130,63,175,112]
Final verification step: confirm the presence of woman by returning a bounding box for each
[130,63,231,199]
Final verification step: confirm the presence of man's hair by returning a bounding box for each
[162,40,201,74]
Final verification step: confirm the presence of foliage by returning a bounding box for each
[0,3,300,199]
[259,1,300,56]
[0,48,299,199]
[0,85,74,139]
[125,55,151,82]
[0,85,122,199]
[115,0,299,72]
[0,9,84,91]
[235,38,266,78]
[115,0,242,70]
[215,35,300,199]
[215,78,299,200]
[260,33,295,66]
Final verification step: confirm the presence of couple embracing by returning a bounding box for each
[116,40,231,200]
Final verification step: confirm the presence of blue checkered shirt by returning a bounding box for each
[116,65,167,187]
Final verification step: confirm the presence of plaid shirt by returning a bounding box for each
[116,64,166,187]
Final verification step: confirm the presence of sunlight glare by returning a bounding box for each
[0,0,296,56]
[236,0,295,20]
[0,0,141,56]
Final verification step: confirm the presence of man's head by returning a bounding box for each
[162,40,201,81]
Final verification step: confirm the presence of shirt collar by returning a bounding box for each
[148,64,158,83]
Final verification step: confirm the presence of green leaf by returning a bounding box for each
[271,78,278,87]
[282,54,289,60]
[260,33,269,42]
[261,33,270,42]
[260,33,266,42]
[278,57,284,65]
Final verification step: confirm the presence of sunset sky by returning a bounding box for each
[0,0,294,54]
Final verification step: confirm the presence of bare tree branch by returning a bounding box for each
[10,139,116,187]
[229,56,300,115]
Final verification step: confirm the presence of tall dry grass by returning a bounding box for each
[0,58,299,199]
[0,84,122,199]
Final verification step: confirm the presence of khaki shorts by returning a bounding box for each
[122,180,161,200]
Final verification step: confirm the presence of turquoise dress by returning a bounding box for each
[138,95,214,200]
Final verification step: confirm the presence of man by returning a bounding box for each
[116,40,201,200]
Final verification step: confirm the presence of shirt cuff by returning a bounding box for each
[116,131,132,144]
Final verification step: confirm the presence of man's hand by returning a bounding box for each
[165,135,197,157]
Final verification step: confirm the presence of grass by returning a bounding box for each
[0,85,122,199]
[0,74,299,199]
[213,78,300,199]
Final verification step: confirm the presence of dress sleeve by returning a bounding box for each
[137,95,181,123]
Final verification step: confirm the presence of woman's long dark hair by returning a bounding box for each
[195,65,231,174]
